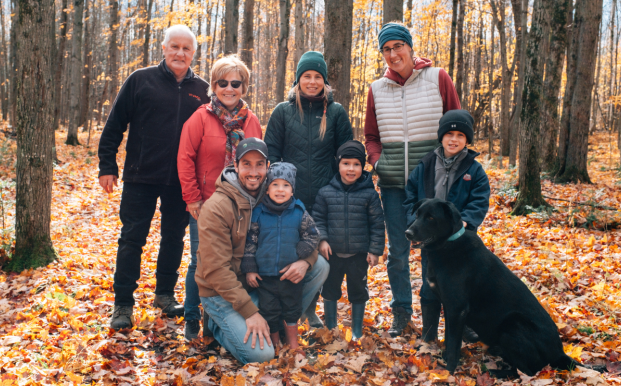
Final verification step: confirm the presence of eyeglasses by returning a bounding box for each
[216,80,243,89]
[382,43,405,55]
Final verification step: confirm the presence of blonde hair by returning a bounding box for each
[291,83,331,141]
[209,55,251,95]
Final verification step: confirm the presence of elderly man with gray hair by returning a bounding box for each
[98,25,210,329]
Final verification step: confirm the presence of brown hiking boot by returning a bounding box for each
[110,305,134,329]
[153,294,184,317]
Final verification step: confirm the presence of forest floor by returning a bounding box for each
[0,128,620,386]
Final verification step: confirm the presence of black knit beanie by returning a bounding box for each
[438,109,474,144]
[336,140,366,167]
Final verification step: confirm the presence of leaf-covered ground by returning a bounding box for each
[0,129,620,386]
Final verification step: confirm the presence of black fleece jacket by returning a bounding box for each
[98,60,210,185]
[312,171,386,256]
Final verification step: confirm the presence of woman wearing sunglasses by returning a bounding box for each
[264,51,353,328]
[177,55,262,340]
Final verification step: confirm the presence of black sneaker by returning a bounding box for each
[153,294,184,317]
[387,307,411,337]
[185,319,200,340]
[110,306,134,329]
[203,311,213,338]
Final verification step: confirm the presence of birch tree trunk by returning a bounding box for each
[275,0,291,101]
[11,0,57,271]
[556,0,602,183]
[512,0,550,215]
[324,0,353,117]
[66,0,85,145]
[224,0,239,54]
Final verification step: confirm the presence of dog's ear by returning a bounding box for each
[409,199,430,216]
[441,201,463,233]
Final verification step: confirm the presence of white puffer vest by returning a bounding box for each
[371,67,443,188]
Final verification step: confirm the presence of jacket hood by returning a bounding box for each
[286,88,335,105]
[383,57,433,85]
[217,166,267,209]
[328,170,375,192]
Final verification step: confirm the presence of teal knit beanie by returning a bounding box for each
[378,23,413,50]
[294,51,329,86]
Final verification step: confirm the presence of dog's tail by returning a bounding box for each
[553,354,606,373]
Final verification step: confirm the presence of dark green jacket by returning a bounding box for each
[265,91,353,211]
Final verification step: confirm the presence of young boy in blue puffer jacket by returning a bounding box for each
[403,109,490,343]
[241,162,319,351]
[313,140,386,340]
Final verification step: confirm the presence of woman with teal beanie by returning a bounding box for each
[265,51,353,328]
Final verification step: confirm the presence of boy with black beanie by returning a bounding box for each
[403,109,490,343]
[312,140,386,340]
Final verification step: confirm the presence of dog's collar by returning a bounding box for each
[447,226,465,241]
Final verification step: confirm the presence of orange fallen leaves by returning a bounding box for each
[0,129,619,385]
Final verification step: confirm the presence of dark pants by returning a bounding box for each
[113,182,189,306]
[257,276,303,333]
[420,250,441,305]
[321,252,369,303]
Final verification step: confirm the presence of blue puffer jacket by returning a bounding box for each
[248,199,305,276]
[403,148,490,230]
[312,171,386,256]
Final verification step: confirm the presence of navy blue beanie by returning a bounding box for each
[378,23,413,50]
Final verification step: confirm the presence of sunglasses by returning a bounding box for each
[216,80,243,89]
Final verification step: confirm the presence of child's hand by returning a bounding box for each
[319,240,332,260]
[246,272,262,288]
[367,253,379,267]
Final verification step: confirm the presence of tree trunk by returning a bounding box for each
[455,0,465,101]
[448,0,458,79]
[293,0,305,70]
[540,0,571,171]
[489,0,511,158]
[557,0,577,176]
[11,0,57,271]
[0,4,7,121]
[556,0,602,183]
[275,0,291,101]
[79,0,92,128]
[406,0,413,27]
[142,0,154,67]
[241,0,254,101]
[108,0,119,104]
[195,0,203,72]
[9,0,17,130]
[508,0,527,166]
[66,0,85,145]
[52,0,69,131]
[324,0,353,115]
[383,0,402,24]
[488,22,494,156]
[512,0,550,215]
[97,79,108,126]
[224,0,239,54]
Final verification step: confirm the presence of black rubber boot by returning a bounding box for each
[323,300,338,330]
[388,306,411,337]
[351,303,365,340]
[421,302,442,342]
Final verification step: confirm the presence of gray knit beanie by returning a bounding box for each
[267,162,297,192]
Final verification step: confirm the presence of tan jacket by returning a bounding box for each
[196,168,318,319]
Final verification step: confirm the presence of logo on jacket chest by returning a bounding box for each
[189,93,202,101]
[463,174,472,181]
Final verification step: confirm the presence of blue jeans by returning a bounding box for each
[184,216,201,321]
[201,254,329,364]
[380,187,413,315]
[420,250,440,305]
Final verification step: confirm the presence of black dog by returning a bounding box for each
[405,198,587,376]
